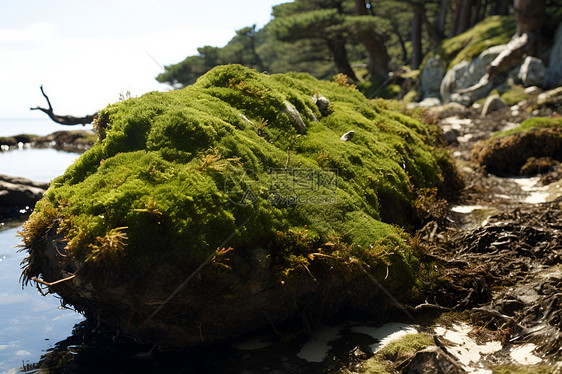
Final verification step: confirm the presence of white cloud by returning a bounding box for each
[0,22,58,45]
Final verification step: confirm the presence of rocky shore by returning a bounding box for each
[0,130,96,221]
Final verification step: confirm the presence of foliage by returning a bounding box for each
[22,65,457,291]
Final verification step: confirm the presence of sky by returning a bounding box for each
[0,0,288,119]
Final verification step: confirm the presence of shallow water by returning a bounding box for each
[0,148,80,183]
[0,225,84,373]
[0,142,84,373]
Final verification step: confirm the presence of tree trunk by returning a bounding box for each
[326,36,359,81]
[456,0,474,35]
[393,24,409,64]
[411,10,423,69]
[492,0,510,15]
[473,0,482,25]
[458,0,546,94]
[438,0,448,36]
[354,0,390,80]
[451,0,463,36]
[513,0,545,37]
[404,1,445,45]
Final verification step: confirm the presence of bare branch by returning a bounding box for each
[30,85,97,126]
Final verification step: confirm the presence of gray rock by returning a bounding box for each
[312,94,330,116]
[421,55,446,99]
[441,45,507,106]
[518,56,546,87]
[442,128,460,145]
[524,86,542,95]
[282,101,307,134]
[546,22,562,88]
[401,346,467,374]
[340,130,354,141]
[481,94,507,116]
[0,175,48,218]
[537,86,562,106]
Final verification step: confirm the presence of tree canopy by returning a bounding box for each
[156,0,562,94]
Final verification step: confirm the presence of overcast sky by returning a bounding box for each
[0,0,287,119]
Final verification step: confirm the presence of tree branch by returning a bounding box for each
[30,85,97,126]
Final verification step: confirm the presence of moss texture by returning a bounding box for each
[472,117,562,175]
[20,65,458,346]
[359,333,433,373]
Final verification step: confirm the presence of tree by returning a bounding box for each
[269,0,359,80]
[353,0,391,79]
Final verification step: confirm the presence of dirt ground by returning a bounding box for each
[411,88,562,371]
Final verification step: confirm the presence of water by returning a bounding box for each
[0,148,80,183]
[0,118,92,138]
[0,225,85,373]
[0,124,85,373]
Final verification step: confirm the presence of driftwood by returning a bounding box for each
[30,85,97,126]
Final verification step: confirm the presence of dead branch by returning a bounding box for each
[30,85,97,126]
[31,274,75,287]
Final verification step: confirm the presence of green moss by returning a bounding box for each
[22,65,456,291]
[499,85,529,106]
[357,78,401,99]
[491,117,562,139]
[422,16,516,71]
[491,364,557,374]
[359,333,433,373]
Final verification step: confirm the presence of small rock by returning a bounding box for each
[400,346,467,374]
[283,101,307,134]
[340,131,354,141]
[442,128,460,145]
[481,95,507,116]
[518,56,546,88]
[312,94,330,116]
[537,86,562,106]
[418,97,441,107]
[524,86,541,95]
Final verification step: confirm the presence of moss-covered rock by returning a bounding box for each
[472,117,562,175]
[20,65,458,348]
[426,16,516,71]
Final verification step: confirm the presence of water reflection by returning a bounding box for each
[0,223,84,373]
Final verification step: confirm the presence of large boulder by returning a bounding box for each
[546,22,562,88]
[420,55,446,100]
[20,65,459,349]
[441,45,507,106]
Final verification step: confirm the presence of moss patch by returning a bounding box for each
[472,117,562,175]
[20,65,458,346]
[359,333,433,373]
[491,364,557,374]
